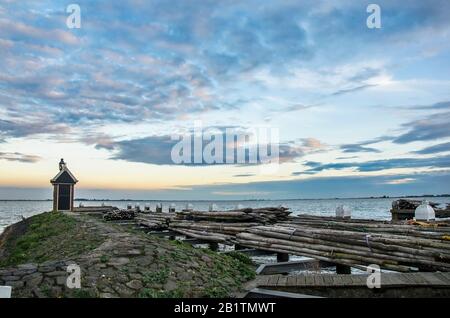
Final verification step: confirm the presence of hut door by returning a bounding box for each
[58,185,71,210]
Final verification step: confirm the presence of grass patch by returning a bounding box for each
[0,211,104,267]
[142,268,170,285]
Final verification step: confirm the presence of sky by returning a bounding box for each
[0,0,449,200]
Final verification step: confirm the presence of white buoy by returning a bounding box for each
[415,200,435,221]
[336,205,351,219]
[209,204,218,212]
[0,286,12,298]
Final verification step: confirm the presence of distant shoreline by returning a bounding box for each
[0,194,449,202]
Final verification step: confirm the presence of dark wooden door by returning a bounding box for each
[58,185,71,210]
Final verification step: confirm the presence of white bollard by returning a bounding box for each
[0,286,12,298]
[209,204,218,212]
[336,205,352,219]
[156,203,163,213]
[185,203,194,211]
[415,200,435,221]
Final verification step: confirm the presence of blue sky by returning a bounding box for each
[0,0,449,199]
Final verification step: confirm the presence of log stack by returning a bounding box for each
[135,213,175,231]
[103,209,136,221]
[236,215,450,272]
[169,207,291,242]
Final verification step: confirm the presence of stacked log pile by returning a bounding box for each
[136,213,175,231]
[169,207,291,242]
[236,215,450,272]
[103,209,136,221]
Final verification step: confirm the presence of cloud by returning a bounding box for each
[409,101,450,110]
[393,112,450,144]
[0,118,70,138]
[99,129,308,166]
[329,84,377,97]
[414,142,450,154]
[340,144,381,153]
[304,155,450,173]
[0,152,41,163]
[384,178,416,185]
[233,174,255,178]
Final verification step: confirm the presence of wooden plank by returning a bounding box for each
[419,273,448,286]
[383,273,407,287]
[322,274,334,286]
[245,288,322,298]
[405,272,428,285]
[433,272,450,284]
[331,275,344,286]
[351,275,368,286]
[256,275,271,286]
[286,276,297,287]
[267,275,281,286]
[397,273,417,286]
[304,275,315,287]
[277,276,288,287]
[313,274,325,286]
[295,274,306,286]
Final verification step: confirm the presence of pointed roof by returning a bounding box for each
[51,165,78,184]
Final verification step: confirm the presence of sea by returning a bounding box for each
[1,197,449,235]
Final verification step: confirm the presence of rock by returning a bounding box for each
[1,275,20,281]
[164,279,178,292]
[17,263,38,270]
[23,272,43,288]
[113,283,135,297]
[177,271,193,281]
[56,276,67,286]
[107,257,130,267]
[0,269,14,276]
[38,265,57,273]
[201,255,212,263]
[125,279,143,290]
[99,293,117,298]
[129,273,143,280]
[32,288,47,298]
[5,280,24,288]
[45,271,68,277]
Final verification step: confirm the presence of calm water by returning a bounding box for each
[1,197,449,234]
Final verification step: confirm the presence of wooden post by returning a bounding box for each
[277,252,289,262]
[235,244,245,251]
[336,264,351,274]
[209,242,219,251]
